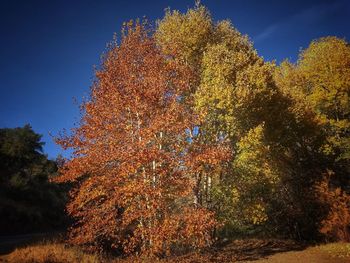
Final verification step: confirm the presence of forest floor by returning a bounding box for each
[0,235,349,262]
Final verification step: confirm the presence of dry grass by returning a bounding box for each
[2,240,349,263]
[318,242,350,259]
[3,241,100,263]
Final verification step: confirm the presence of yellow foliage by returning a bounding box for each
[277,37,350,161]
[155,6,213,67]
[155,4,291,232]
[234,124,278,184]
[244,201,268,225]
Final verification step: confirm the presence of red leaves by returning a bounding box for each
[54,22,225,256]
[315,174,350,241]
[186,144,231,172]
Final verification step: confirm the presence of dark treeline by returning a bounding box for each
[0,125,68,235]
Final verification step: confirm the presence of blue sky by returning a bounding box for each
[0,0,349,159]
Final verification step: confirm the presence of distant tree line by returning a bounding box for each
[0,124,68,235]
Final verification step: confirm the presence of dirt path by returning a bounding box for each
[174,240,350,262]
[245,246,349,263]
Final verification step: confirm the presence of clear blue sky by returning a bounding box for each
[0,0,349,159]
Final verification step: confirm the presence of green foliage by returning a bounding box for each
[0,125,67,234]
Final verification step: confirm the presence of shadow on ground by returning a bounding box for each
[171,239,307,262]
[212,239,306,261]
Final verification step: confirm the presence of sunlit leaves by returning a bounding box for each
[277,37,350,162]
[54,21,222,256]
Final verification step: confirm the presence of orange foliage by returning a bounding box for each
[315,172,350,242]
[54,22,228,256]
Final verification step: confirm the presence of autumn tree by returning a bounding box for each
[275,36,350,240]
[156,4,298,236]
[54,22,228,256]
[277,37,350,164]
[54,3,349,248]
[315,171,350,242]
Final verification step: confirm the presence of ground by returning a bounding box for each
[242,244,350,263]
[0,235,349,262]
[246,247,348,263]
